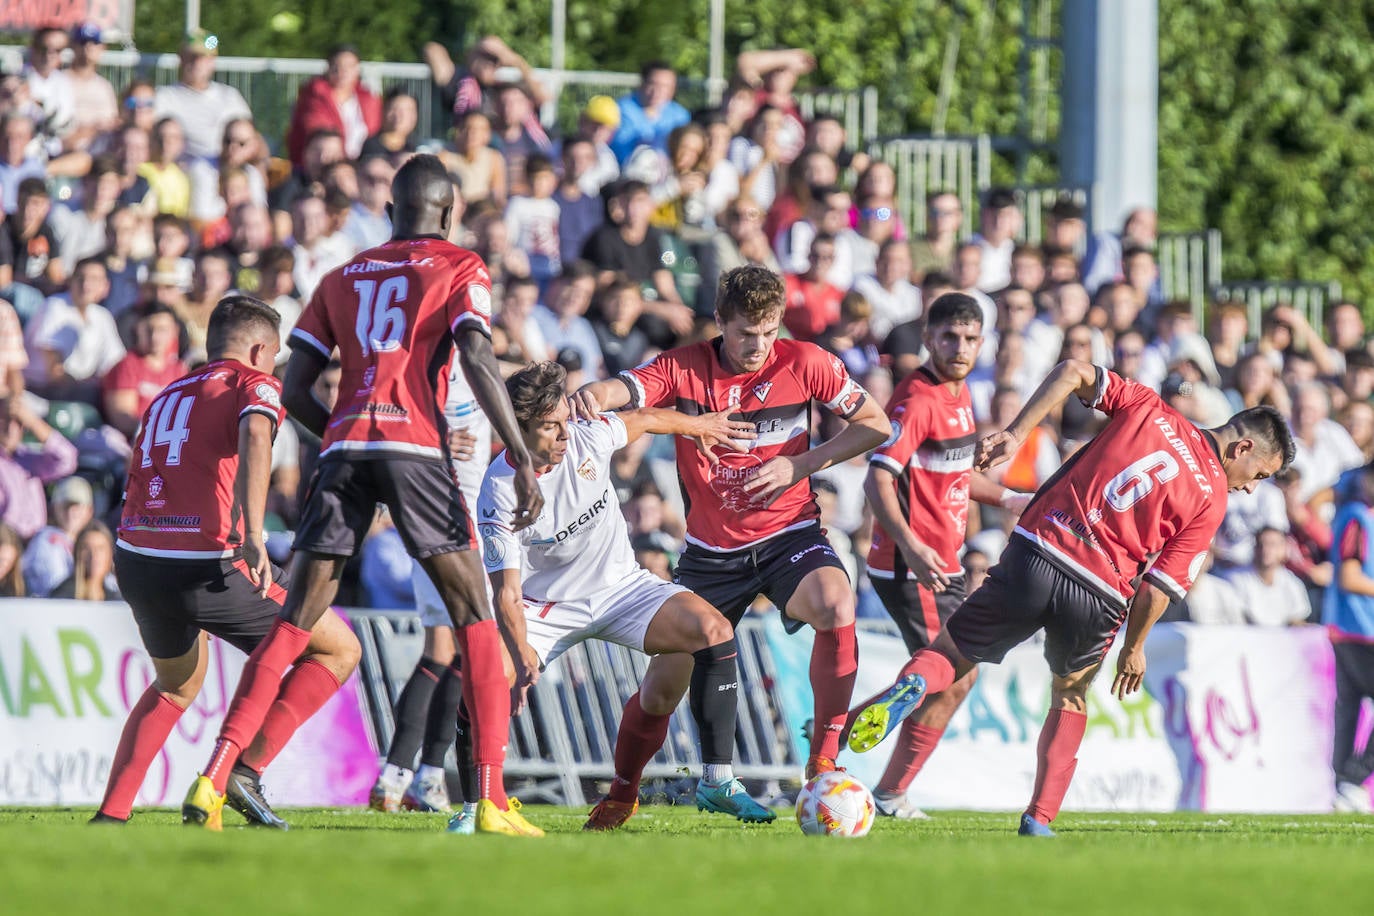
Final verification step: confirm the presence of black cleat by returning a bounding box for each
[88,811,128,825]
[225,764,289,830]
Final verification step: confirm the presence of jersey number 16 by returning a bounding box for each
[354,276,410,357]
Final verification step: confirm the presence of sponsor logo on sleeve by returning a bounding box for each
[254,382,281,408]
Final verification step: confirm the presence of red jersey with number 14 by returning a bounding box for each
[867,367,978,579]
[118,359,285,559]
[619,338,868,551]
[290,236,493,460]
[1015,368,1228,607]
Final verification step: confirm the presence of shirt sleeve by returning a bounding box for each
[1080,367,1161,416]
[618,349,681,409]
[576,413,630,456]
[870,399,926,476]
[447,252,494,337]
[476,472,522,575]
[238,373,287,430]
[1144,499,1227,600]
[289,285,335,359]
[798,342,869,419]
[1339,517,1368,564]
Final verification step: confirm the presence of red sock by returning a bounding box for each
[208,619,312,792]
[1026,708,1087,824]
[877,722,944,795]
[899,648,958,695]
[98,687,185,820]
[456,619,510,810]
[608,692,671,804]
[809,623,858,762]
[239,660,342,773]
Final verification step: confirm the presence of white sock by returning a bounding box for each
[416,764,445,783]
[463,801,478,816]
[381,763,412,786]
[702,764,734,785]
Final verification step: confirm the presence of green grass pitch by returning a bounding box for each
[3,806,1370,914]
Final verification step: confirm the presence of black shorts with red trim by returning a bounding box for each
[115,548,287,659]
[871,574,967,654]
[293,454,476,559]
[674,524,849,633]
[945,535,1126,677]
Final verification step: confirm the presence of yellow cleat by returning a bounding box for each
[475,797,545,837]
[182,775,226,831]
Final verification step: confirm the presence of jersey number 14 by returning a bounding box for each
[140,391,195,467]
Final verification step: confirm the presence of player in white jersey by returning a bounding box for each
[472,361,761,831]
[371,363,494,822]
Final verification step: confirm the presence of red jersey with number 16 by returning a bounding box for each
[867,366,978,579]
[1015,368,1229,608]
[118,359,285,559]
[619,338,868,551]
[290,237,493,460]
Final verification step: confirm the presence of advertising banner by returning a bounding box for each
[0,601,375,807]
[765,618,1345,813]
[0,1,134,40]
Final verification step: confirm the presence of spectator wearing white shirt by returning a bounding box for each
[1226,527,1313,626]
[290,194,354,302]
[1214,479,1289,571]
[1182,550,1247,625]
[952,241,998,366]
[851,240,922,340]
[153,30,252,163]
[1291,381,1365,502]
[52,157,122,268]
[66,24,120,144]
[23,257,124,401]
[22,27,76,145]
[971,187,1021,293]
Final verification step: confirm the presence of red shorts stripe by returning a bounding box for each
[231,558,288,607]
[918,585,940,641]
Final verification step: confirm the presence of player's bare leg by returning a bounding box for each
[873,667,980,817]
[848,629,976,753]
[95,634,209,823]
[783,566,859,777]
[421,548,542,837]
[1020,661,1099,838]
[194,553,346,811]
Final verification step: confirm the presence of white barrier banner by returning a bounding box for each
[0,601,376,807]
[765,618,1342,813]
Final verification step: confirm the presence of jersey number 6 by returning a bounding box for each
[1103,449,1180,512]
[354,276,409,357]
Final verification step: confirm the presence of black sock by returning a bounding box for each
[385,657,445,769]
[420,662,465,768]
[690,637,740,766]
[454,698,476,804]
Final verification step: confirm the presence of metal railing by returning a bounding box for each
[1211,280,1343,340]
[1159,229,1224,316]
[868,134,992,238]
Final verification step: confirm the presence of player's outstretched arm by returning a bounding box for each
[977,359,1099,472]
[864,464,950,592]
[457,326,543,530]
[282,347,331,439]
[235,413,276,597]
[568,377,634,421]
[1111,581,1171,700]
[618,407,757,463]
[970,472,1033,512]
[489,568,540,712]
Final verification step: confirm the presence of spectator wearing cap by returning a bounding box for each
[24,256,124,402]
[0,393,78,541]
[553,138,605,265]
[576,96,622,197]
[153,30,252,163]
[359,89,419,163]
[66,24,119,144]
[287,44,382,167]
[972,187,1021,293]
[534,262,603,379]
[100,304,186,439]
[22,474,94,597]
[22,26,75,144]
[1044,195,1086,255]
[909,190,963,283]
[1082,206,1158,296]
[611,61,691,165]
[425,35,550,129]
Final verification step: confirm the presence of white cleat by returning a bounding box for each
[874,790,931,820]
[1333,780,1372,814]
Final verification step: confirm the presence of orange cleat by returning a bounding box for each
[582,797,639,831]
[805,756,843,780]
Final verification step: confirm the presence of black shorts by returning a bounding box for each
[871,574,968,654]
[945,535,1126,677]
[674,524,849,633]
[115,547,287,659]
[293,455,476,559]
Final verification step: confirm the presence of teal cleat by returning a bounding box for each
[695,778,777,823]
[1018,813,1056,837]
[445,807,476,835]
[847,673,927,753]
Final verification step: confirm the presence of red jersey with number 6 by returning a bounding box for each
[1014,367,1228,607]
[118,359,286,559]
[619,338,868,551]
[290,236,493,460]
[867,366,978,579]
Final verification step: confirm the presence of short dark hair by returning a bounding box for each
[525,153,555,180]
[305,128,343,149]
[383,86,415,105]
[505,274,539,298]
[138,302,179,323]
[327,43,359,63]
[1227,405,1296,472]
[982,187,1016,211]
[640,60,674,80]
[715,265,785,324]
[206,295,281,357]
[926,292,985,329]
[17,177,48,200]
[507,361,568,429]
[558,259,598,284]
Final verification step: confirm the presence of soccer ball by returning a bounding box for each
[795,771,876,838]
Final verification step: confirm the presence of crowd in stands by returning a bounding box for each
[0,25,1367,627]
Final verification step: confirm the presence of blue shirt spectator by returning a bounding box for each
[610,62,691,164]
[360,516,415,609]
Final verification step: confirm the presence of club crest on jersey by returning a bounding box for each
[148,475,164,499]
[1087,507,1103,524]
[361,366,376,392]
[254,382,281,408]
[753,381,773,404]
[467,283,493,317]
[577,458,597,481]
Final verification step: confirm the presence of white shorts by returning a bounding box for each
[524,568,687,666]
[412,559,495,628]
